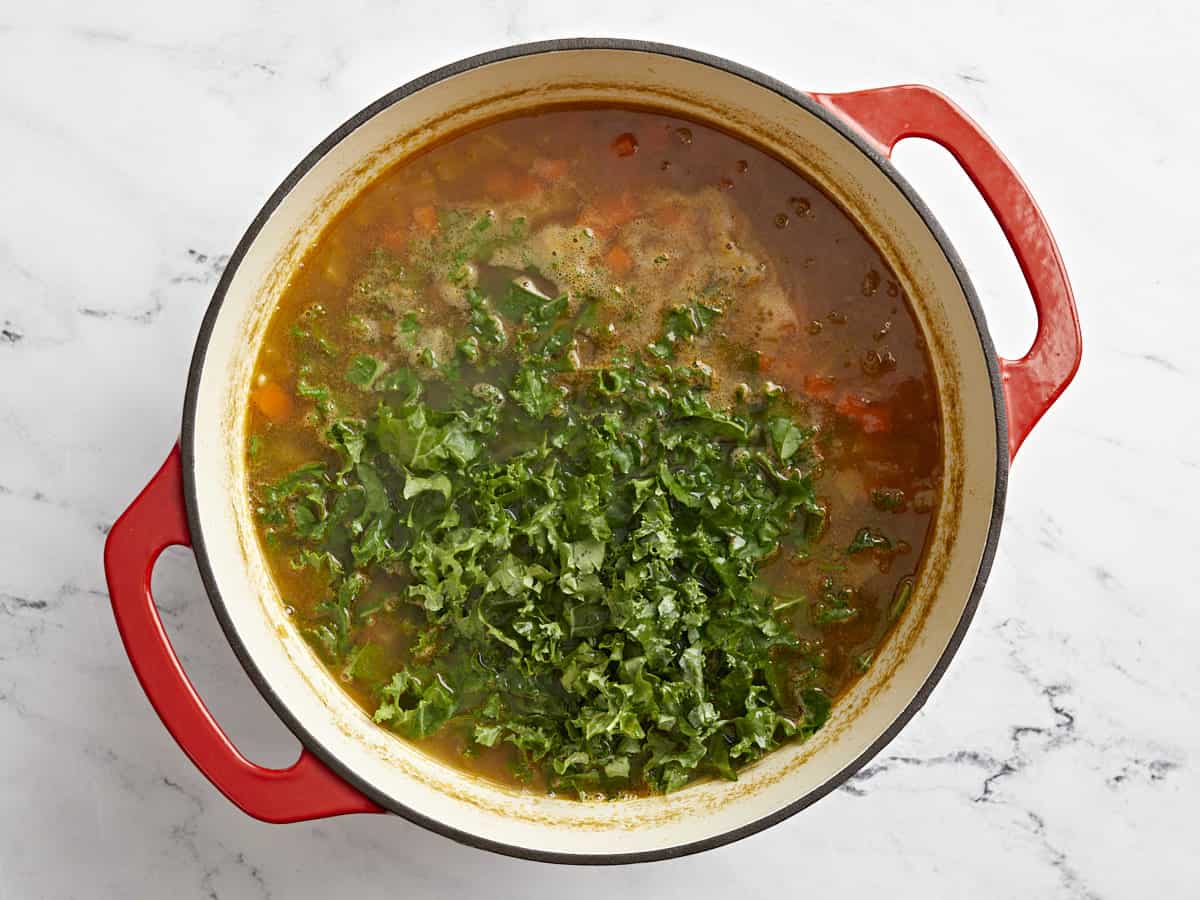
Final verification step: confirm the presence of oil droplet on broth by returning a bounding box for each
[789,196,811,217]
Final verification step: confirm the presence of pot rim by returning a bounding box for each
[180,37,1009,865]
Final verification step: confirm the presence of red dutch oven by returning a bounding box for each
[104,40,1080,863]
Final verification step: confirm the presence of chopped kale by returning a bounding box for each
[256,283,835,795]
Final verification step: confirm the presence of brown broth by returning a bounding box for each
[246,106,941,795]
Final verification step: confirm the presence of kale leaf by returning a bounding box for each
[257,265,839,796]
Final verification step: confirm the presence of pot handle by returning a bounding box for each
[811,85,1081,460]
[103,444,383,822]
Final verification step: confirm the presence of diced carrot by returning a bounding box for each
[604,245,634,277]
[803,374,837,402]
[611,132,639,157]
[836,392,891,433]
[580,191,638,233]
[532,157,569,180]
[602,192,638,225]
[484,169,541,202]
[412,205,438,232]
[755,338,805,392]
[252,381,292,423]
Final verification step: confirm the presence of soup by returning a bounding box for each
[246,107,941,798]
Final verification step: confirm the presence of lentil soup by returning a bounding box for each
[246,106,941,798]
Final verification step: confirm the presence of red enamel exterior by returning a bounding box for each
[811,84,1082,461]
[102,445,382,822]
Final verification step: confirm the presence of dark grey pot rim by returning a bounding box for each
[180,37,1008,866]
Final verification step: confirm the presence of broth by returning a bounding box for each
[246,107,941,797]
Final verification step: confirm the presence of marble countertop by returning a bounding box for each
[2,1,1195,897]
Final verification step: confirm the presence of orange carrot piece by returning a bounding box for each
[252,381,292,423]
[581,192,638,233]
[601,192,638,226]
[604,245,634,277]
[836,392,891,433]
[803,374,837,402]
[482,168,541,202]
[412,205,438,232]
[611,132,638,157]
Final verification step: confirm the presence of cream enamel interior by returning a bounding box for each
[187,48,1000,857]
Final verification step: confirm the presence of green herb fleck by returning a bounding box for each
[848,526,891,554]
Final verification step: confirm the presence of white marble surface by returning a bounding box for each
[2,1,1196,896]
